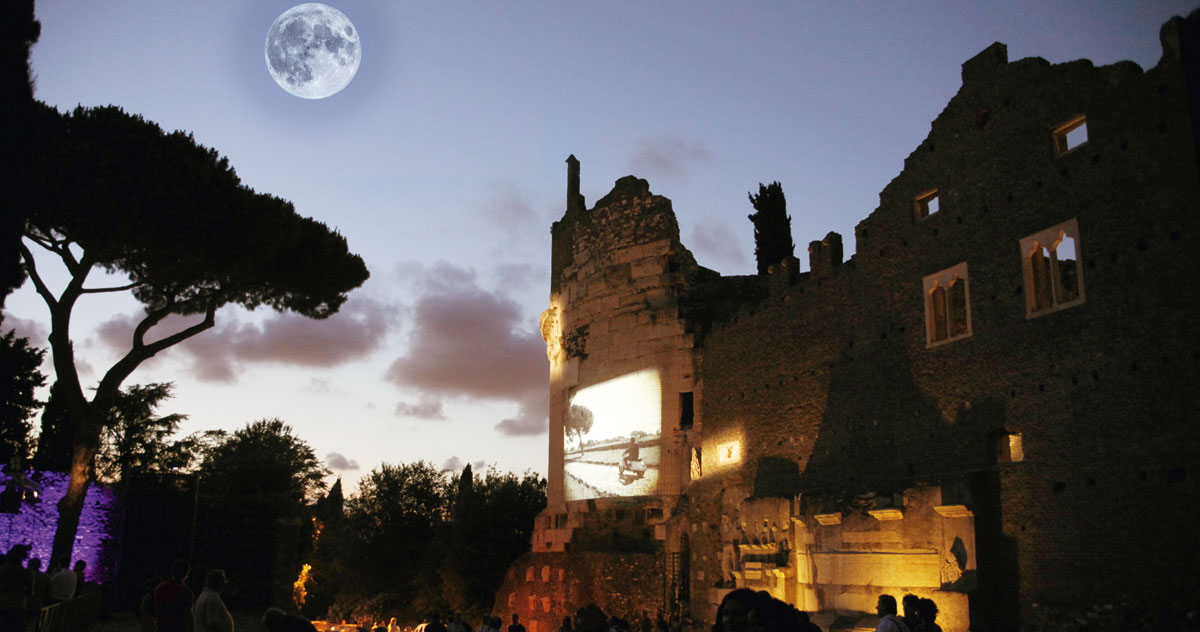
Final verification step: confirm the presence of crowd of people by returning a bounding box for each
[712,588,942,632]
[0,544,95,632]
[3,546,948,632]
[141,558,316,632]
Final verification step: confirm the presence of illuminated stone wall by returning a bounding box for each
[0,472,120,584]
[494,551,662,632]
[691,12,1200,632]
[530,11,1200,632]
[542,170,705,515]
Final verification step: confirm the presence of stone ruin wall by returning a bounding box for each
[513,10,1200,632]
[691,14,1200,632]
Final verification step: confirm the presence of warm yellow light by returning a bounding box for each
[293,563,312,607]
[717,440,741,465]
[540,301,565,375]
[1008,433,1024,462]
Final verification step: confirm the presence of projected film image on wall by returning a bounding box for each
[564,369,662,500]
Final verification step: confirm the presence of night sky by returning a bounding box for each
[6,1,1194,491]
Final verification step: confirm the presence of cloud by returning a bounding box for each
[493,264,543,291]
[1,313,48,344]
[483,181,538,233]
[628,136,710,179]
[385,263,547,435]
[495,390,548,436]
[689,220,749,267]
[440,456,486,473]
[95,297,396,382]
[326,452,360,471]
[394,396,447,420]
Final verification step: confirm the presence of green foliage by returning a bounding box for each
[193,419,326,605]
[93,382,189,483]
[342,460,452,617]
[442,467,547,614]
[16,101,367,567]
[0,322,45,463]
[199,418,328,504]
[314,462,547,622]
[31,381,72,471]
[23,103,370,320]
[747,181,794,276]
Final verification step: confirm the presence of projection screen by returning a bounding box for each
[563,368,662,500]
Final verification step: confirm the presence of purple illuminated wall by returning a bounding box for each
[0,472,120,584]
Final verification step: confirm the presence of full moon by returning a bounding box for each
[265,3,361,99]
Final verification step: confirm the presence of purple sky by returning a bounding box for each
[7,1,1194,491]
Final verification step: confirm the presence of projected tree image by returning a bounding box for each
[562,369,662,500]
[565,404,594,451]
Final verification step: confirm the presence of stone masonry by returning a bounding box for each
[498,10,1200,632]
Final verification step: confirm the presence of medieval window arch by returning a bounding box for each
[1021,219,1084,318]
[923,262,972,347]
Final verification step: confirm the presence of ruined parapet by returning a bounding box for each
[806,231,843,279]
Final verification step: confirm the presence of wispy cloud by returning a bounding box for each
[326,452,360,471]
[95,296,396,382]
[689,219,749,267]
[394,396,448,420]
[384,263,547,435]
[628,136,710,179]
[440,456,486,473]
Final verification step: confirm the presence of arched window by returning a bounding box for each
[923,262,972,347]
[1021,219,1085,317]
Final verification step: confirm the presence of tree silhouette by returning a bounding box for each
[17,104,369,564]
[0,322,45,464]
[0,0,40,305]
[747,181,794,276]
[93,382,188,484]
[194,419,328,604]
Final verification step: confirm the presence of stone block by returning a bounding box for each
[812,551,941,588]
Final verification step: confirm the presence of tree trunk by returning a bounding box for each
[50,436,98,565]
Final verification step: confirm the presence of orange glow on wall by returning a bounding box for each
[717,440,741,465]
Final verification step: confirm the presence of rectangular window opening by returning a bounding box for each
[679,392,694,429]
[914,189,940,219]
[1054,115,1088,155]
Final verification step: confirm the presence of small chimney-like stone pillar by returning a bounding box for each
[566,154,582,214]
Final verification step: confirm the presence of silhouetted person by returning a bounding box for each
[47,558,76,604]
[575,605,607,632]
[426,613,446,632]
[901,595,919,631]
[448,612,470,632]
[713,589,757,632]
[26,557,48,624]
[193,569,232,632]
[508,614,525,632]
[477,616,491,632]
[71,560,87,595]
[557,617,572,632]
[796,611,821,632]
[915,599,941,632]
[0,548,29,632]
[138,577,161,632]
[263,607,318,632]
[154,560,193,632]
[873,595,909,632]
